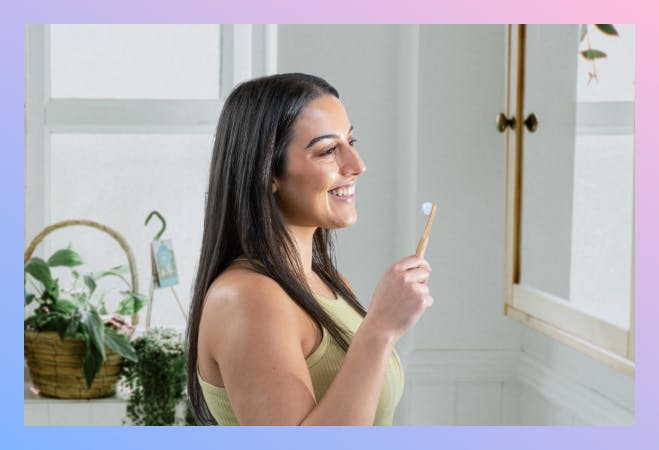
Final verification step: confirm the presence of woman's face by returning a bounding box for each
[273,95,366,230]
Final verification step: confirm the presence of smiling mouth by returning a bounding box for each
[328,184,355,197]
[328,185,355,201]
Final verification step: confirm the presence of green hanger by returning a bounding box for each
[144,211,167,241]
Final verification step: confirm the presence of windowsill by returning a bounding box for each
[24,382,129,404]
[24,380,129,425]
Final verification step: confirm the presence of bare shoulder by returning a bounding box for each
[198,265,317,424]
[200,265,300,337]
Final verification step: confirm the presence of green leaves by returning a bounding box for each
[117,291,148,316]
[595,24,618,36]
[25,257,53,288]
[24,288,35,306]
[44,279,60,303]
[47,249,84,268]
[82,274,97,296]
[94,265,130,278]
[79,310,105,388]
[581,49,607,60]
[93,265,131,289]
[64,314,80,338]
[119,328,191,425]
[81,335,104,389]
[80,309,106,361]
[105,327,137,362]
[53,299,77,314]
[24,257,60,304]
[579,24,619,70]
[24,310,66,331]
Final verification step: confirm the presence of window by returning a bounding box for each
[24,24,277,329]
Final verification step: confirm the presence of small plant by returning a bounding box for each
[579,24,619,84]
[120,327,195,426]
[24,246,147,388]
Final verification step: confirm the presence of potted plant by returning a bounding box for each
[119,327,195,425]
[24,220,148,399]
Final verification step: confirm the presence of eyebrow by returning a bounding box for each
[305,125,354,149]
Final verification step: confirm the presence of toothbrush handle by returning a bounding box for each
[416,203,437,258]
[416,236,429,258]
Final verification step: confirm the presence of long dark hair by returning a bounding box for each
[186,73,367,425]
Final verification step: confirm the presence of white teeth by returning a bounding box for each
[329,185,355,197]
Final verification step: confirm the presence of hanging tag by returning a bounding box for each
[150,239,179,288]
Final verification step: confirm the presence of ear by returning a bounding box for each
[272,178,279,194]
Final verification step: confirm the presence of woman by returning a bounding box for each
[186,73,433,426]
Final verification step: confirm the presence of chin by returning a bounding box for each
[329,213,358,229]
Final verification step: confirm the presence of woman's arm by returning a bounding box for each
[200,256,431,425]
[302,255,432,425]
[200,273,316,425]
[298,318,395,425]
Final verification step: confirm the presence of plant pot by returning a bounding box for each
[25,330,125,399]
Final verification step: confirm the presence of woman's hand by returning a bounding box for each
[364,255,433,343]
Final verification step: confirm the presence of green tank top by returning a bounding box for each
[197,293,405,425]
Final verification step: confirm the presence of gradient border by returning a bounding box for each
[4,1,657,449]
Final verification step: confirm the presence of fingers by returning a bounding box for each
[394,255,432,273]
[388,255,435,309]
[410,288,433,309]
[404,267,430,284]
[404,265,433,308]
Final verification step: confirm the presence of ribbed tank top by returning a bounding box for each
[197,293,405,425]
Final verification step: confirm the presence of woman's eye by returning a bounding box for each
[319,146,337,157]
[318,139,357,157]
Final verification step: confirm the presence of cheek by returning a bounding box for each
[292,166,335,195]
[279,173,325,209]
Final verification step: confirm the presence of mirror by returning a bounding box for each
[519,24,634,330]
[504,24,635,373]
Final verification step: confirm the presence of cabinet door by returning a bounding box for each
[503,25,635,374]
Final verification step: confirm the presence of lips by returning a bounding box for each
[328,184,355,197]
[328,183,356,204]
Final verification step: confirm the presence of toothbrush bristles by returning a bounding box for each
[421,202,433,216]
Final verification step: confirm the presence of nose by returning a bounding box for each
[339,144,366,176]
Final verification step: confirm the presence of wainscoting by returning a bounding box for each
[25,348,633,425]
[395,349,634,425]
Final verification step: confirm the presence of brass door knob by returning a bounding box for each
[524,113,538,132]
[496,113,515,133]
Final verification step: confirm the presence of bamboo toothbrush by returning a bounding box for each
[416,202,438,258]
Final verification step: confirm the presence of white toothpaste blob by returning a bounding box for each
[421,202,434,216]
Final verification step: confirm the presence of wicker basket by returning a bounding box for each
[24,219,139,399]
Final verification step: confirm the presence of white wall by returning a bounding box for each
[414,25,518,351]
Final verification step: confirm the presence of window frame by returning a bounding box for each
[24,24,277,251]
